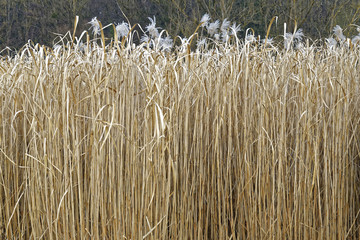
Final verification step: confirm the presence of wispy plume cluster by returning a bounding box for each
[198,13,242,46]
[88,17,101,36]
[178,36,190,52]
[245,32,256,44]
[116,22,130,39]
[220,18,231,33]
[326,37,337,49]
[220,19,232,42]
[140,16,174,51]
[333,25,346,42]
[207,20,220,36]
[260,36,274,46]
[351,27,360,45]
[200,13,210,27]
[146,16,160,39]
[326,25,360,49]
[159,35,173,52]
[85,15,360,54]
[230,23,241,36]
[284,29,304,50]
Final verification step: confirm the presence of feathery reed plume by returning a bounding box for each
[229,22,241,36]
[200,13,211,27]
[146,16,160,39]
[207,20,220,36]
[333,25,346,42]
[88,17,101,36]
[115,21,130,39]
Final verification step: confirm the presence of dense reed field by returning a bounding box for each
[1,17,360,239]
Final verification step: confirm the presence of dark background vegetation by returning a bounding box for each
[0,0,359,50]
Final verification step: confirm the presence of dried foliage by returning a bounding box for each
[1,23,360,239]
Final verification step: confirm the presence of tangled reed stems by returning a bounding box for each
[1,30,360,239]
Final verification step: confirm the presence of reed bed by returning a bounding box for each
[1,28,360,239]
